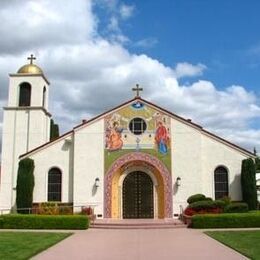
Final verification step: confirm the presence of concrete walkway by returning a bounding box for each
[33,228,248,260]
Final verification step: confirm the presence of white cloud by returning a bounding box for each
[0,0,259,158]
[119,3,135,19]
[108,16,120,32]
[135,38,158,48]
[173,62,207,78]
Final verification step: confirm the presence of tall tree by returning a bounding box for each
[50,119,60,141]
[16,158,35,213]
[241,158,257,210]
[255,157,260,173]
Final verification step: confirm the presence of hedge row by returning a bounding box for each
[191,212,260,228]
[0,214,89,230]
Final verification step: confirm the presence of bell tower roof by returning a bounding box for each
[17,54,43,74]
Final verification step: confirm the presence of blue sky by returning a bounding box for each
[95,0,260,92]
[0,0,260,154]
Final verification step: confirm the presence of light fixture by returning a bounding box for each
[176,177,181,187]
[95,177,100,187]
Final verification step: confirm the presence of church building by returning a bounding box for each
[0,56,255,219]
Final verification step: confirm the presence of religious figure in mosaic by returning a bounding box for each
[106,121,123,151]
[155,121,169,154]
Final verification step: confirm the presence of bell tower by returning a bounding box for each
[0,55,51,210]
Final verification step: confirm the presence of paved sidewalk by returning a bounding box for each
[33,228,248,260]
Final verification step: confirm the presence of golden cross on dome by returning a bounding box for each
[27,54,36,64]
[132,84,143,97]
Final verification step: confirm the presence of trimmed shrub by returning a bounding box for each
[191,212,260,228]
[220,196,232,206]
[213,200,226,209]
[189,200,225,210]
[241,158,257,210]
[1,214,89,229]
[224,202,249,213]
[187,194,206,204]
[184,200,225,216]
[16,158,35,213]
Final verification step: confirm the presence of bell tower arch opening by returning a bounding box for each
[19,82,31,107]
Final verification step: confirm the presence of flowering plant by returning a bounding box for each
[81,206,93,215]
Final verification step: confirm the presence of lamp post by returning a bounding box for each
[95,177,100,187]
[176,177,181,187]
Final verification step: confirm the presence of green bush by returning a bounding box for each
[38,202,59,215]
[241,158,257,210]
[0,217,3,228]
[187,194,206,204]
[220,196,232,206]
[1,214,89,230]
[59,206,73,215]
[224,202,249,213]
[16,158,35,213]
[189,200,225,210]
[191,212,260,228]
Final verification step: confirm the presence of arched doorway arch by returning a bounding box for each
[104,152,172,218]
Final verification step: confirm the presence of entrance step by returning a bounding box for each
[90,219,187,229]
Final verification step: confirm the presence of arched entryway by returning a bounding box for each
[123,171,154,219]
[104,152,173,219]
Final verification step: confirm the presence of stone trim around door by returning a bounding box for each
[104,152,173,218]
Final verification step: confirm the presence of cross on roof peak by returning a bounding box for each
[132,84,143,98]
[27,54,36,65]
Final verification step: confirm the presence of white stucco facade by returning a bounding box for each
[171,118,248,214]
[0,62,256,218]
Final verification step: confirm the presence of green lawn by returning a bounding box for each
[0,232,72,260]
[205,230,260,260]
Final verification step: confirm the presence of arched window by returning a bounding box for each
[42,87,46,107]
[214,166,229,199]
[48,168,62,201]
[19,82,31,106]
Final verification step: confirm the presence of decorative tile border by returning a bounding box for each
[104,152,173,218]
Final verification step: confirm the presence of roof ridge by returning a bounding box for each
[20,96,255,158]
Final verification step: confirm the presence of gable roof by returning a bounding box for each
[20,96,255,158]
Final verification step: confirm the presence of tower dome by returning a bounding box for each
[17,54,43,74]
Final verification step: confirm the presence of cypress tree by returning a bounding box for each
[255,157,260,173]
[50,119,60,141]
[241,158,257,210]
[16,158,35,213]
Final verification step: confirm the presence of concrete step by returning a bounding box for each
[91,224,187,229]
[90,219,187,229]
